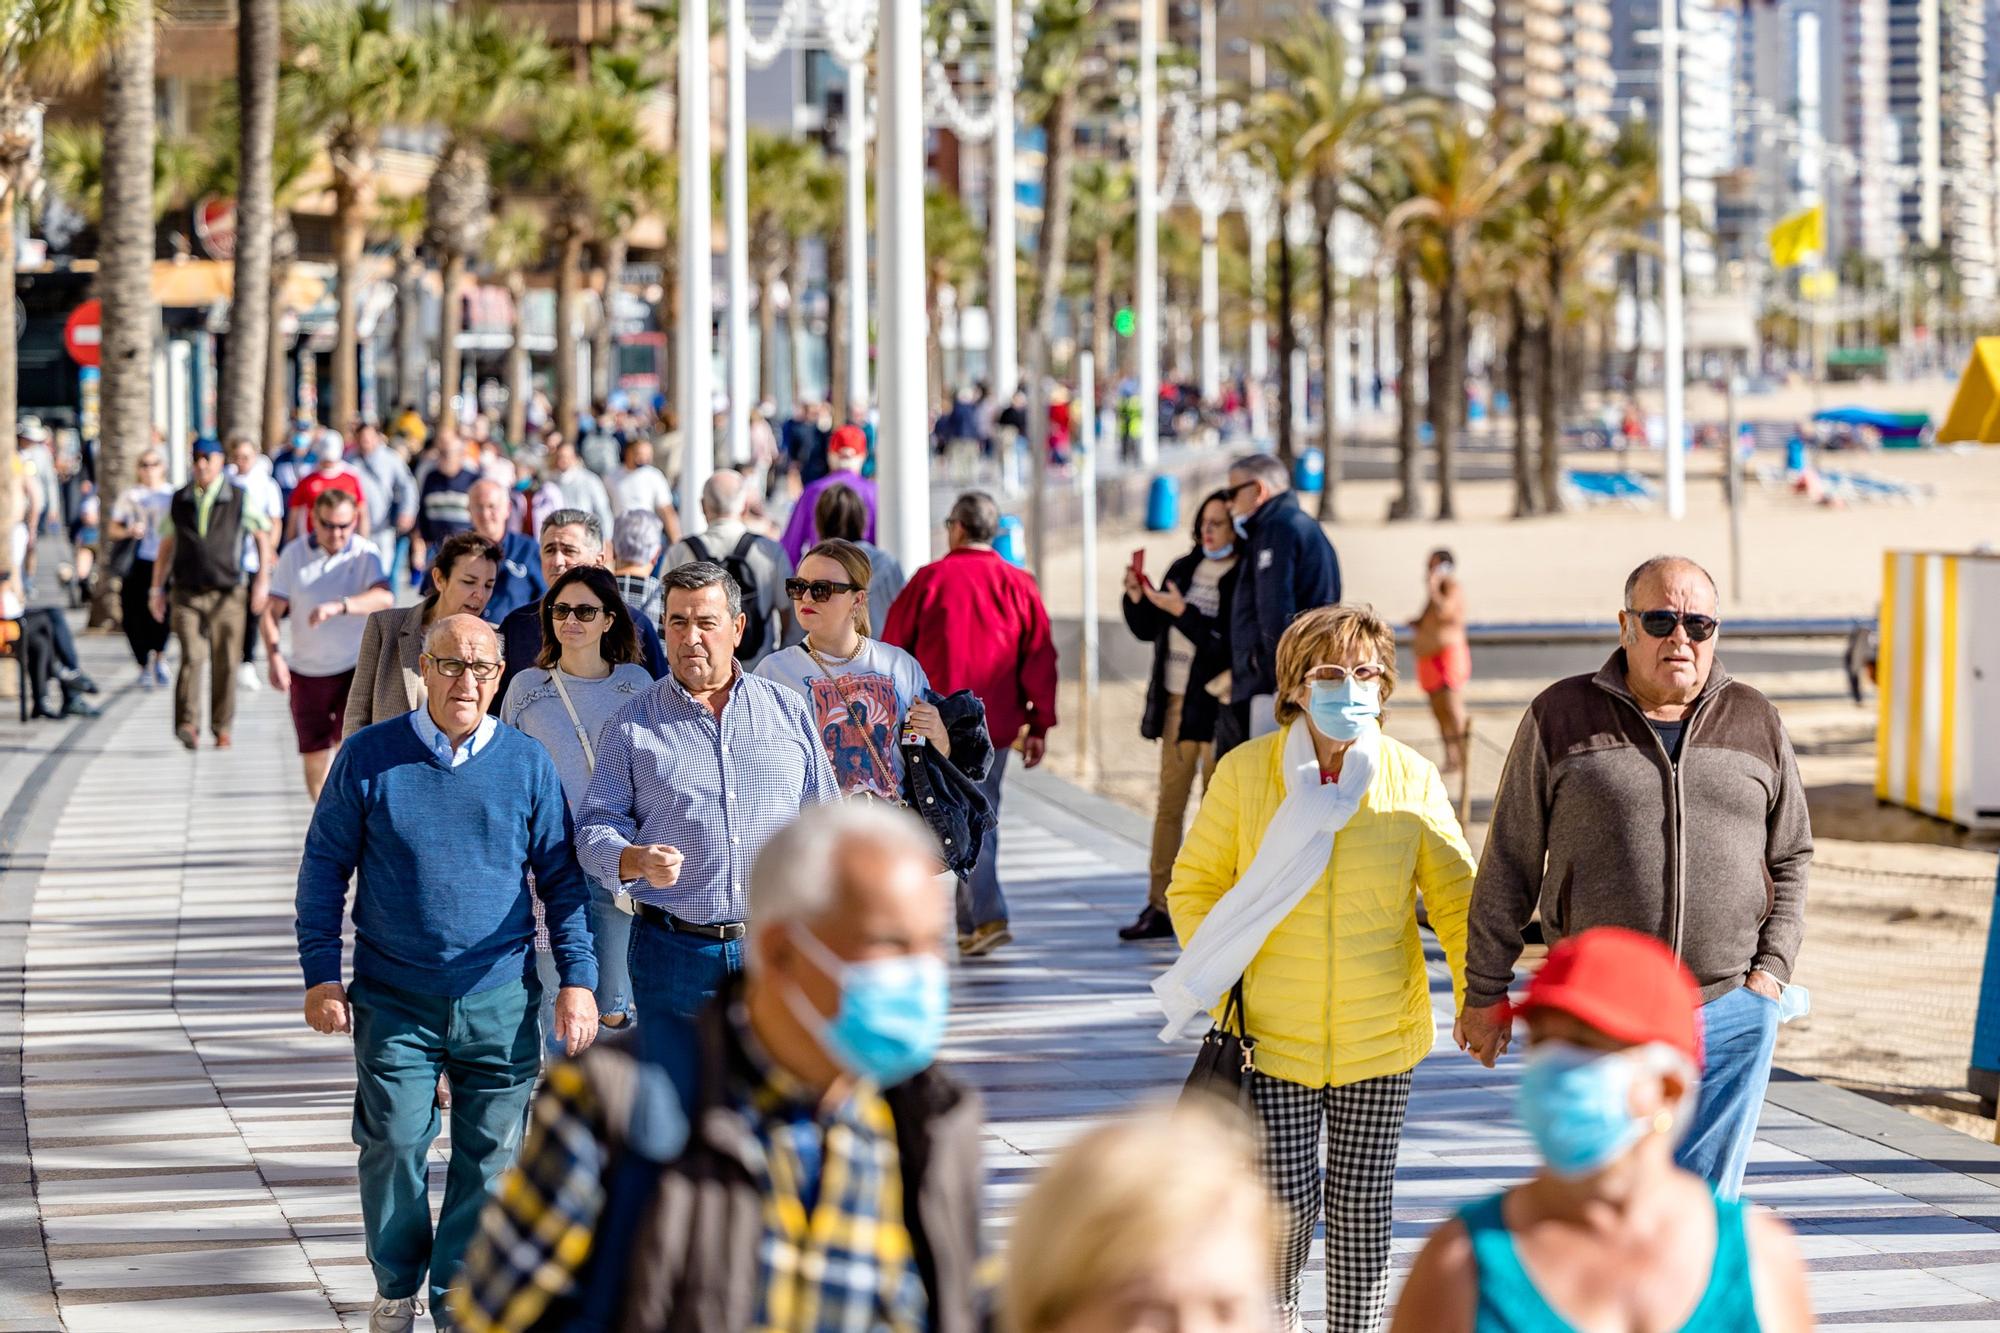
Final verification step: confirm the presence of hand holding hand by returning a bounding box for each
[553,986,600,1057]
[1454,1002,1510,1068]
[304,982,352,1035]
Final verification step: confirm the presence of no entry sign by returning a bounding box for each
[63,299,101,368]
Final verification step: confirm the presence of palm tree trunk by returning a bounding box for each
[828,225,849,420]
[786,256,810,404]
[332,167,366,428]
[555,221,585,440]
[223,0,277,445]
[394,249,424,416]
[759,277,781,408]
[1508,289,1534,517]
[0,180,18,579]
[592,235,627,406]
[1276,232,1296,463]
[1091,235,1112,407]
[1391,254,1419,520]
[1538,263,1567,513]
[1027,88,1079,581]
[438,248,467,429]
[100,7,154,539]
[263,252,292,450]
[505,271,530,446]
[1316,210,1340,522]
[1435,238,1465,521]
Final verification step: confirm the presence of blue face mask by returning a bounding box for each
[1203,542,1235,561]
[1306,677,1380,743]
[1516,1041,1652,1177]
[785,928,949,1087]
[1231,514,1250,540]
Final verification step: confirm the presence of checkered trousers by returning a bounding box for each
[1250,1068,1414,1333]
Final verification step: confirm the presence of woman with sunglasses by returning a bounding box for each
[755,538,950,801]
[499,565,650,1033]
[108,450,175,686]
[1160,604,1476,1333]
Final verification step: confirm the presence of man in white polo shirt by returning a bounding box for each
[262,489,394,799]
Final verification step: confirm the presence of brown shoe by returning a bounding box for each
[213,732,232,749]
[958,921,1013,958]
[176,726,198,751]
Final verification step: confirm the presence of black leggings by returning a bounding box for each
[120,557,171,666]
[17,609,80,709]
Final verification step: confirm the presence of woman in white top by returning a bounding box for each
[755,539,951,801]
[499,565,652,1033]
[109,449,175,684]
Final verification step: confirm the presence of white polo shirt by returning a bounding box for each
[269,534,389,677]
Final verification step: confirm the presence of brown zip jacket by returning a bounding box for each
[1464,650,1813,1008]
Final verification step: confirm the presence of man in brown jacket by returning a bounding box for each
[1455,556,1812,1199]
[451,801,986,1332]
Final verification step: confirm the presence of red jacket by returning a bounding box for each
[882,547,1059,745]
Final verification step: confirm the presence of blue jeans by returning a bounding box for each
[957,748,1011,935]
[533,888,636,1060]
[349,973,541,1318]
[629,915,743,1032]
[1674,982,1780,1199]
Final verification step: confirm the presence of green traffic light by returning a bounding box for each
[1114,308,1136,338]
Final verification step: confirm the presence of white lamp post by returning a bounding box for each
[991,0,1018,399]
[844,60,870,417]
[1137,0,1160,466]
[1659,0,1687,520]
[678,0,714,538]
[725,0,751,465]
[1198,0,1220,404]
[876,0,929,569]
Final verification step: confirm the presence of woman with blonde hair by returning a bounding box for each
[1159,603,1478,1333]
[1003,1104,1278,1333]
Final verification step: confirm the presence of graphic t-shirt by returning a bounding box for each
[755,638,931,800]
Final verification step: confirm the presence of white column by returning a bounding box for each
[1248,211,1270,442]
[678,0,714,538]
[725,0,752,465]
[845,61,870,416]
[876,0,929,570]
[990,0,1018,397]
[1077,350,1098,776]
[1660,0,1687,520]
[1197,0,1220,403]
[1137,0,1160,465]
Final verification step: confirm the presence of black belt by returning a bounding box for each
[635,901,747,941]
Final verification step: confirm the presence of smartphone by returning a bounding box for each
[1129,549,1150,586]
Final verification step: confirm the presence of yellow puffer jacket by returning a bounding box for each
[1166,728,1476,1090]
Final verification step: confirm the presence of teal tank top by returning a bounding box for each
[1458,1189,1759,1332]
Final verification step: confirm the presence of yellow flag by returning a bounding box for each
[1799,270,1838,301]
[1768,205,1824,268]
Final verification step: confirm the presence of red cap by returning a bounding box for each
[829,425,868,458]
[1506,927,1705,1069]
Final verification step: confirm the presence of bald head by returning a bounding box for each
[467,479,510,544]
[421,614,504,741]
[423,613,500,661]
[701,469,748,521]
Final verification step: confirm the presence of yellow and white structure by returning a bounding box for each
[1876,550,2000,829]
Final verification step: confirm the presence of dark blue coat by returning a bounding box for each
[1228,490,1340,702]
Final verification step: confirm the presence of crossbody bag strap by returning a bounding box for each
[806,645,901,794]
[547,671,596,772]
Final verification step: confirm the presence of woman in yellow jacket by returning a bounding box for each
[1167,604,1476,1333]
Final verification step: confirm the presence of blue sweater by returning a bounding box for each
[295,716,598,997]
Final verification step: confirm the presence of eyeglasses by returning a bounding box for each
[139,458,163,469]
[317,518,356,532]
[550,602,602,623]
[785,578,860,603]
[423,655,503,681]
[1630,609,1720,643]
[1304,662,1387,685]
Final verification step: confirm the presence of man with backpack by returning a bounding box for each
[664,470,796,670]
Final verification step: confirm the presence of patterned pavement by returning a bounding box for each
[9,679,2000,1329]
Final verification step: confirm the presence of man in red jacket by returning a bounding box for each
[882,490,1059,958]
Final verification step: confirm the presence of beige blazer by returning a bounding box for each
[344,603,428,738]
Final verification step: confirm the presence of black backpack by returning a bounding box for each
[685,532,769,661]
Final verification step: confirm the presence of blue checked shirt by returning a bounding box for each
[576,669,839,922]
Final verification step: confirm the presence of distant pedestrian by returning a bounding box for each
[780,424,875,566]
[350,421,418,582]
[1118,488,1239,941]
[109,447,174,687]
[148,436,275,751]
[575,560,838,1030]
[882,491,1058,958]
[543,431,614,536]
[492,509,668,711]
[454,801,982,1333]
[344,531,500,738]
[665,471,795,669]
[500,565,653,1035]
[229,432,286,692]
[416,427,479,568]
[1160,604,1474,1333]
[467,478,545,626]
[607,435,676,531]
[297,613,599,1333]
[609,509,665,625]
[1393,928,1814,1333]
[261,490,393,799]
[1221,452,1340,753]
[285,433,368,543]
[1412,547,1471,776]
[813,478,905,637]
[1457,555,1813,1200]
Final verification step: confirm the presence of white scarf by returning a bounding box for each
[1151,718,1380,1041]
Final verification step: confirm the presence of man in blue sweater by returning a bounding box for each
[297,614,599,1333]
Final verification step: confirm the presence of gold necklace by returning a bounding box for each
[806,635,866,668]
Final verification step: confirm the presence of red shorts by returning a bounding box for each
[1417,643,1471,695]
[289,669,355,754]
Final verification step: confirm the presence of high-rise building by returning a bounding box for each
[1402,0,1497,117]
[1824,0,1899,265]
[1613,0,1735,284]
[1885,0,1994,294]
[1887,0,1944,247]
[1492,0,1565,127]
[1564,0,1618,136]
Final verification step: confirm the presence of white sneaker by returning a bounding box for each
[368,1295,423,1333]
[236,661,262,692]
[151,659,170,687]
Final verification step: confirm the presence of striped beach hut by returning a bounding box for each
[1876,550,2000,829]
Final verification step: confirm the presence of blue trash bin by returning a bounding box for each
[1785,437,1806,473]
[1294,448,1325,494]
[995,514,1026,567]
[1146,475,1180,532]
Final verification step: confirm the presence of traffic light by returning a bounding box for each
[1114,307,1136,338]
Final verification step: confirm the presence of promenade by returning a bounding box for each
[8,678,2000,1329]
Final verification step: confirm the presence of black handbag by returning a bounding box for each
[1180,978,1257,1112]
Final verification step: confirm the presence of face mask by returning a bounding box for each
[1204,542,1235,561]
[1306,677,1380,743]
[1516,1041,1655,1177]
[1231,515,1250,540]
[783,927,949,1087]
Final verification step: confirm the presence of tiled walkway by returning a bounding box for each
[12,681,2000,1329]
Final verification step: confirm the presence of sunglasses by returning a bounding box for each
[424,655,503,681]
[1304,662,1388,685]
[550,602,603,623]
[1630,610,1719,643]
[785,578,859,603]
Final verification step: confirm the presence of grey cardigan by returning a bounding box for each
[343,603,427,738]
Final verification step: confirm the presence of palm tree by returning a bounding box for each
[784,153,841,404]
[372,193,428,419]
[1068,160,1133,404]
[40,125,208,222]
[224,0,279,446]
[1234,66,1312,462]
[284,0,413,429]
[1019,0,1103,572]
[0,0,144,580]
[410,9,556,431]
[96,3,153,543]
[1390,114,1537,520]
[925,186,985,411]
[1347,155,1421,517]
[584,46,668,413]
[484,207,545,447]
[747,133,818,406]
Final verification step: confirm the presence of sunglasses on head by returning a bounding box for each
[550,601,602,623]
[1630,609,1719,642]
[785,578,859,603]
